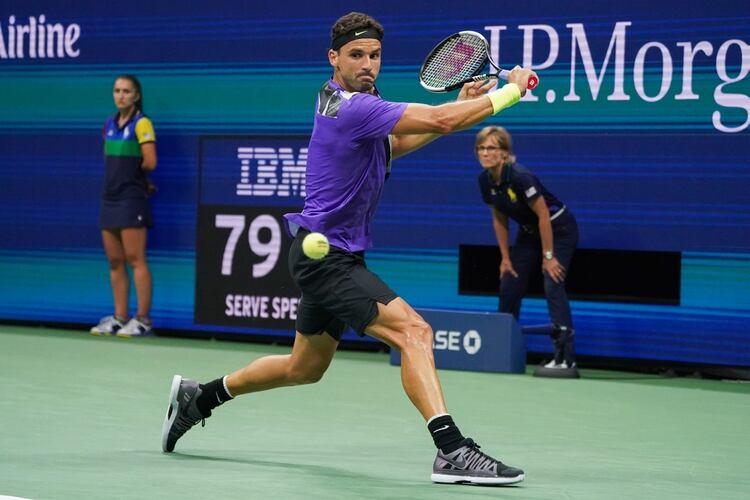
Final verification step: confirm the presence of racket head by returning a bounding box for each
[419,30,489,92]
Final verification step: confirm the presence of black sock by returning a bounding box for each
[196,377,233,417]
[427,414,465,453]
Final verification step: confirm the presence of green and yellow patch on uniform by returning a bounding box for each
[103,116,156,157]
[104,139,142,157]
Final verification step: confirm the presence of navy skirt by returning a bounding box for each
[99,198,153,230]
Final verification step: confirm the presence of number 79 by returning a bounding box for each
[215,214,281,278]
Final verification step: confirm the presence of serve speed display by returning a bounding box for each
[194,136,309,331]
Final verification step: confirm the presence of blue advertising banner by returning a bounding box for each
[390,309,526,374]
[0,0,748,366]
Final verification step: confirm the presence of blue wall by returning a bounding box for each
[1,1,748,366]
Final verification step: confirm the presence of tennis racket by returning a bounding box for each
[419,30,539,92]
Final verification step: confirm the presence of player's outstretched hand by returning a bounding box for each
[458,78,497,101]
[507,66,537,96]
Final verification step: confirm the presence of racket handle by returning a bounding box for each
[497,69,539,90]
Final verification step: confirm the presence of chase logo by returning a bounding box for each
[433,329,482,355]
[236,147,308,198]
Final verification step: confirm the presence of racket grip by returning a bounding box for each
[497,69,539,90]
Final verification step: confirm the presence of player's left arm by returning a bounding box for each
[135,117,157,171]
[390,79,497,159]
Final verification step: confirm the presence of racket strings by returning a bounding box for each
[421,35,487,87]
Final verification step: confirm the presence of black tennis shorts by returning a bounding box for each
[288,229,398,341]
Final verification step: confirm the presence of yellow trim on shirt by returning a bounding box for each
[135,117,156,144]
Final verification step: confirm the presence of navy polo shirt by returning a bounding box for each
[478,162,563,227]
[102,112,155,201]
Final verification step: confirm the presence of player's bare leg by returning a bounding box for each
[162,331,338,452]
[366,297,525,485]
[364,298,446,419]
[226,331,339,395]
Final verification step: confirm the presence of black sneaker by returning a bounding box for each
[431,438,525,485]
[161,375,208,452]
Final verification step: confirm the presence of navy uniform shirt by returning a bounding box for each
[478,162,563,228]
[102,112,155,201]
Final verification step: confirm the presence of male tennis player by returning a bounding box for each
[163,12,536,486]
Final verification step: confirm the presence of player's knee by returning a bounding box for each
[398,319,433,352]
[298,370,324,384]
[286,365,326,385]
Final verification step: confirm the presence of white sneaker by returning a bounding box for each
[543,360,575,369]
[90,315,127,336]
[535,359,580,378]
[116,317,153,337]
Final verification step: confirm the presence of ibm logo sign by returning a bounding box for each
[236,147,308,198]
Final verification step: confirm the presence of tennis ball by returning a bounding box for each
[302,232,330,260]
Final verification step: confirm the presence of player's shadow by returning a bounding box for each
[167,451,408,484]
[167,452,525,489]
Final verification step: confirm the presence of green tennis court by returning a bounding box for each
[1,325,748,499]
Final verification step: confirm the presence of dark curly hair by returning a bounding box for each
[330,12,384,46]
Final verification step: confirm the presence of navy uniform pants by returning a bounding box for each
[499,209,579,329]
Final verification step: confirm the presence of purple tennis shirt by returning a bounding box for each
[284,79,407,252]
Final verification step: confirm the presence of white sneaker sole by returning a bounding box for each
[116,329,153,338]
[161,374,182,452]
[431,472,525,485]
